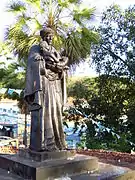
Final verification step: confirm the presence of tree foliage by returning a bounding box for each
[4,0,99,66]
[67,76,98,101]
[67,75,135,152]
[92,4,135,79]
[0,61,25,89]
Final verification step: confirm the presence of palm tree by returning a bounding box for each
[5,0,99,66]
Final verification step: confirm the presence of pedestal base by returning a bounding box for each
[0,151,98,180]
[19,148,76,161]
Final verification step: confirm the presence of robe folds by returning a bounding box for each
[24,45,66,151]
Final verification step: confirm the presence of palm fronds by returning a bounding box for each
[4,0,99,67]
[7,1,26,14]
[73,6,95,26]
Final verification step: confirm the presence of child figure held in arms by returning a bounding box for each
[39,27,68,73]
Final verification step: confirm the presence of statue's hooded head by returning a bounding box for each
[40,27,55,45]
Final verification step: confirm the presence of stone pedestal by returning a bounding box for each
[19,148,76,161]
[0,149,98,180]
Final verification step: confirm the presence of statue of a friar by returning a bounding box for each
[24,27,68,152]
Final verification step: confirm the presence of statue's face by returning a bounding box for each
[45,33,53,45]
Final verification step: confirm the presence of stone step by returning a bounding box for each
[70,162,130,180]
[0,153,98,180]
[0,162,134,180]
[0,151,134,180]
[19,148,76,162]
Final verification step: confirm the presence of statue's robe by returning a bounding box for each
[24,45,66,151]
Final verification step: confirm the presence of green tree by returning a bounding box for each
[0,62,7,88]
[67,75,135,152]
[4,0,99,67]
[1,62,25,89]
[96,75,134,128]
[0,60,27,146]
[67,76,98,101]
[92,4,135,79]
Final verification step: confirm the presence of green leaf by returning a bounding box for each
[73,6,95,25]
[24,0,41,10]
[7,2,26,13]
[58,0,69,8]
[69,0,79,3]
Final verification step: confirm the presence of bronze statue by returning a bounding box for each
[24,27,68,151]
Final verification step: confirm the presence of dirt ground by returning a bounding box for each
[77,149,135,170]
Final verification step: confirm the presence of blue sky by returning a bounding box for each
[0,0,134,76]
